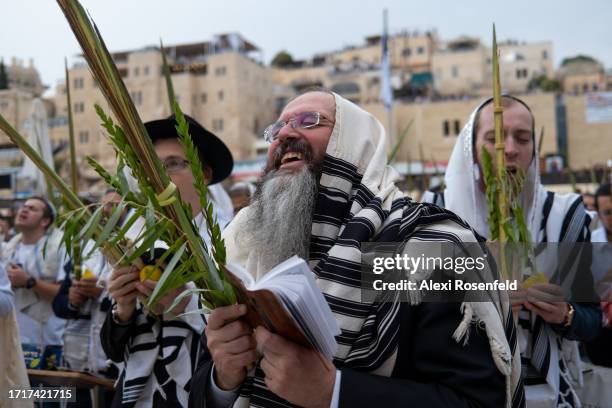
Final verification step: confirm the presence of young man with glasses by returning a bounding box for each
[102,115,234,407]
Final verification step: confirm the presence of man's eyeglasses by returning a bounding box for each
[263,111,331,143]
[162,157,190,174]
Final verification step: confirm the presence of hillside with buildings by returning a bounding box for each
[1,29,611,194]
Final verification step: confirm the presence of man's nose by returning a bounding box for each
[276,122,299,142]
[505,136,519,158]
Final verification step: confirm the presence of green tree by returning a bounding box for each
[561,55,598,67]
[528,75,561,92]
[271,51,294,67]
[0,60,8,90]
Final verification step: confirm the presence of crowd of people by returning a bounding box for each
[0,89,610,408]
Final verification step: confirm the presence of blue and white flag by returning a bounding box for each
[379,9,393,111]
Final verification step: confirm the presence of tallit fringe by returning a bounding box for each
[452,302,473,346]
[453,303,514,408]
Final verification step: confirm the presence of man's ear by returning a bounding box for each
[203,165,213,185]
[41,217,52,229]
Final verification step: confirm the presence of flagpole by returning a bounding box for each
[381,9,394,148]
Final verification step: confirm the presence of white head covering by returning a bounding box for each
[443,96,590,406]
[444,96,547,242]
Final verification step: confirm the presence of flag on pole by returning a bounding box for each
[380,9,393,111]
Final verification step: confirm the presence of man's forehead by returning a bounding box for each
[24,199,44,209]
[281,92,335,119]
[598,195,612,204]
[154,138,186,156]
[478,102,533,129]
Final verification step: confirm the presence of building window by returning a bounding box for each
[74,102,84,114]
[212,118,224,131]
[215,66,227,76]
[453,120,461,136]
[583,83,589,92]
[417,46,425,55]
[443,120,450,137]
[542,50,548,60]
[218,90,224,101]
[133,67,140,77]
[79,131,89,144]
[144,66,150,76]
[201,93,207,103]
[516,68,528,79]
[402,48,411,57]
[592,83,599,91]
[73,78,84,89]
[451,66,459,78]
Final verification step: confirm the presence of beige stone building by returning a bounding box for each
[361,93,560,171]
[432,37,553,97]
[0,58,49,175]
[557,59,607,95]
[0,58,47,146]
[48,33,276,188]
[272,30,439,107]
[564,94,612,168]
[432,37,489,97]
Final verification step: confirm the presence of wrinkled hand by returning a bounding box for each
[525,283,568,324]
[7,263,29,288]
[205,304,258,391]
[68,285,87,308]
[135,280,190,316]
[256,326,335,408]
[108,266,139,323]
[73,278,103,299]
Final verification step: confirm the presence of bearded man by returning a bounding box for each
[190,90,523,408]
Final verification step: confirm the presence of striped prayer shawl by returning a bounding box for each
[117,308,202,407]
[224,93,519,407]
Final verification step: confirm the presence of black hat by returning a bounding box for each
[144,114,233,185]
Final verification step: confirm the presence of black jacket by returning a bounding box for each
[189,302,511,408]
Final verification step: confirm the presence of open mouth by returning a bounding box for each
[280,151,304,166]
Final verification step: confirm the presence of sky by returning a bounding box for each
[2,0,611,96]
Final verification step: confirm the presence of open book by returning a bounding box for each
[224,256,340,360]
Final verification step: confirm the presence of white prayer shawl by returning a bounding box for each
[223,93,519,407]
[430,97,587,408]
[0,309,31,408]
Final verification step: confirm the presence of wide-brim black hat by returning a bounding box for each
[144,114,233,185]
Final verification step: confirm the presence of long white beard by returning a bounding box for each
[238,166,317,272]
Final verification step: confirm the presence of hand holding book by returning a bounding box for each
[206,256,340,393]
